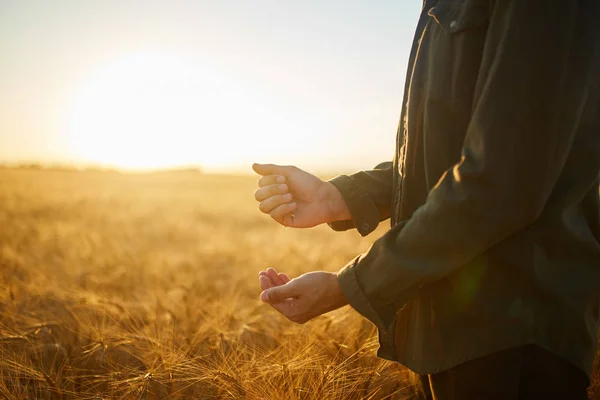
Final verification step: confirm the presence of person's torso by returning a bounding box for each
[387,0,600,378]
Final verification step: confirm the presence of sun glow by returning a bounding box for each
[65,52,302,171]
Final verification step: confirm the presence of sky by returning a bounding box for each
[0,0,422,173]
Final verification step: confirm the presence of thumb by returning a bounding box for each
[252,163,293,177]
[261,280,300,304]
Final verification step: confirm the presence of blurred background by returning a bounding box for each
[0,0,421,174]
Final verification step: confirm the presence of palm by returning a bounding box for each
[258,268,348,324]
[283,169,330,228]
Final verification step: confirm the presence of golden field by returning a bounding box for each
[0,169,597,399]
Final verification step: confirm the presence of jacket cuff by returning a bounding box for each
[337,256,390,331]
[327,175,380,237]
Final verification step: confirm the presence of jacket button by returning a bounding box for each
[362,223,370,231]
[450,20,457,29]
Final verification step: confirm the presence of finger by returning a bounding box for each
[259,270,275,287]
[258,175,286,187]
[259,270,271,283]
[259,275,272,291]
[266,267,284,286]
[278,273,291,284]
[259,194,293,214]
[261,280,301,304]
[254,184,288,202]
[269,202,297,219]
[253,163,293,177]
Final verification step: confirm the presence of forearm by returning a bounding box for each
[338,0,597,330]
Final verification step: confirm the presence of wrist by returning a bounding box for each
[324,181,351,223]
[328,271,349,309]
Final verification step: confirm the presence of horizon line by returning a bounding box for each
[0,161,357,177]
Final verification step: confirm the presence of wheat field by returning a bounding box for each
[0,169,597,399]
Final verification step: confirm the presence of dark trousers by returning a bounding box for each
[411,345,590,400]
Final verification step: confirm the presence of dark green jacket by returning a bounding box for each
[330,0,600,378]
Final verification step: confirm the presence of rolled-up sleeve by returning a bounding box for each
[338,0,598,331]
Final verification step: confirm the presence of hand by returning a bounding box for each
[258,267,348,324]
[252,163,350,228]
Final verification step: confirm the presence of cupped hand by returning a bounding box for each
[252,163,350,228]
[258,267,348,324]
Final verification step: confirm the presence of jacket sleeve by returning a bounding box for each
[327,161,394,237]
[338,0,598,331]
